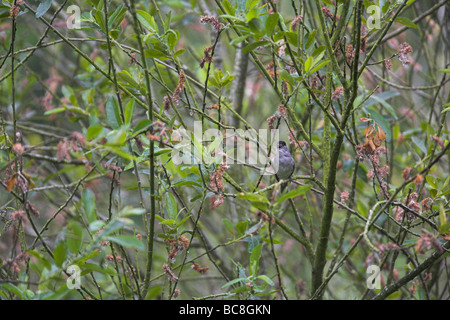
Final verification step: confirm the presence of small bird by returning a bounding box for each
[274,140,295,193]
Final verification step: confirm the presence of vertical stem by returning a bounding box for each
[311,0,363,298]
[128,0,156,295]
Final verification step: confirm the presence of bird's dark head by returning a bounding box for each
[278,141,287,149]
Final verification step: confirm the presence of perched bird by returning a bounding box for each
[274,140,295,193]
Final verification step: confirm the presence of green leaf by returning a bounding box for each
[119,207,146,217]
[366,108,392,142]
[174,48,186,57]
[305,30,317,50]
[136,10,158,33]
[265,12,279,36]
[237,192,269,203]
[222,0,236,15]
[222,218,234,235]
[222,277,247,288]
[105,128,127,146]
[242,40,269,53]
[308,59,330,74]
[279,69,295,86]
[117,70,140,90]
[243,235,260,253]
[312,45,326,57]
[176,214,191,228]
[166,29,179,51]
[132,119,152,136]
[66,221,84,254]
[230,34,251,46]
[86,124,104,140]
[235,221,248,236]
[249,243,262,276]
[97,217,133,238]
[145,285,163,300]
[124,99,135,126]
[145,48,167,59]
[304,56,313,72]
[365,91,399,120]
[165,193,177,220]
[0,283,28,300]
[35,0,52,18]
[44,107,65,116]
[172,175,202,188]
[276,184,312,204]
[82,189,97,223]
[108,4,127,29]
[426,175,437,189]
[284,31,299,47]
[411,136,427,154]
[106,96,123,129]
[81,263,117,276]
[256,275,274,286]
[54,241,67,268]
[106,235,145,250]
[394,17,418,29]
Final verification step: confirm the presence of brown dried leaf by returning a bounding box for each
[6,174,16,192]
[368,138,376,151]
[377,125,386,141]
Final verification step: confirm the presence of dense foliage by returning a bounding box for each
[0,0,449,300]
